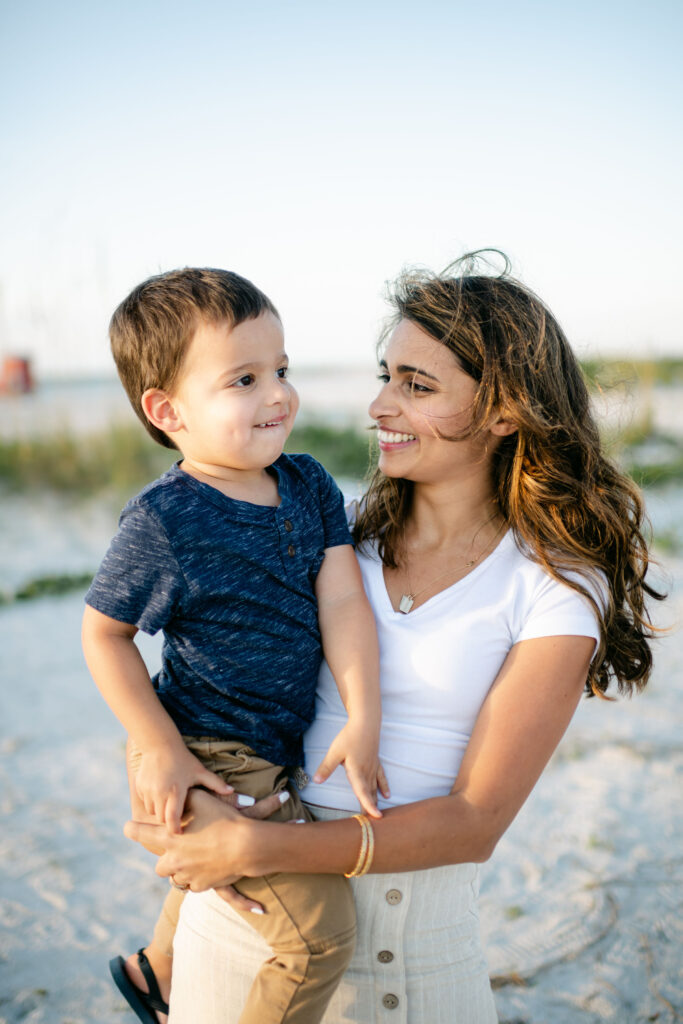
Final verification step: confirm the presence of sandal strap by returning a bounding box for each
[135,948,170,1015]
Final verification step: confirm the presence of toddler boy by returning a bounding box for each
[82,268,385,1024]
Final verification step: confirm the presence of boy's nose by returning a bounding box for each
[268,376,291,403]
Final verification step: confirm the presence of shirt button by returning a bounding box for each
[382,993,399,1009]
[385,889,402,905]
[287,544,296,557]
[377,950,394,964]
[284,519,293,532]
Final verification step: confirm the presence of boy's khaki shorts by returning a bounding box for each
[128,737,356,1024]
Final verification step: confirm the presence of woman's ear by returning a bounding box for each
[489,412,517,437]
[141,388,183,436]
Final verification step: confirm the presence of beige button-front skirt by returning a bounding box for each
[169,807,497,1024]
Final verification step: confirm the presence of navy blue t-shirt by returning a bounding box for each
[85,454,353,767]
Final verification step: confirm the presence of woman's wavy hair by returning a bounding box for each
[355,251,664,697]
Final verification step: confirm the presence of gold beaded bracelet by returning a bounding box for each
[344,813,375,878]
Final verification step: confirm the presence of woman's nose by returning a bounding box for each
[368,381,397,421]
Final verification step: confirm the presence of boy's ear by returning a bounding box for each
[141,388,183,435]
[489,411,517,437]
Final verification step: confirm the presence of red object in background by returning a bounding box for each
[0,356,35,394]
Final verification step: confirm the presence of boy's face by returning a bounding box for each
[167,312,299,476]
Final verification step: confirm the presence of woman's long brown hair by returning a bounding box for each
[355,251,665,696]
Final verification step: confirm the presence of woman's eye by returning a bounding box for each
[408,379,433,394]
[377,372,390,384]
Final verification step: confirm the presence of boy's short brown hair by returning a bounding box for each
[110,267,280,449]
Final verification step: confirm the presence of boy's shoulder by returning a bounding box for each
[276,451,327,479]
[274,452,339,497]
[121,463,186,517]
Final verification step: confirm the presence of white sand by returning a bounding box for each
[0,494,681,1024]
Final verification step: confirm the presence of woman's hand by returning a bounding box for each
[124,788,281,891]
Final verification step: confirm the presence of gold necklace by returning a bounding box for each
[398,514,505,614]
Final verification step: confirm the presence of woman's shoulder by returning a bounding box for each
[508,531,607,604]
[343,494,363,528]
[505,532,606,642]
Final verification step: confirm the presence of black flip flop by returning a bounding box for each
[109,948,169,1023]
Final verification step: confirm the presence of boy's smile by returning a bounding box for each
[163,312,299,485]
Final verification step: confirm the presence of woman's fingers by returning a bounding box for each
[240,790,291,820]
[215,883,265,915]
[156,849,180,880]
[123,819,170,857]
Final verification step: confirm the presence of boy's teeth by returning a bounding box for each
[378,429,416,443]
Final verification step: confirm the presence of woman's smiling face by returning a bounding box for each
[369,318,487,484]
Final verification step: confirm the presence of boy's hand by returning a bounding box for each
[135,745,233,833]
[313,722,390,819]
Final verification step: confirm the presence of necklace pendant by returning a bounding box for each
[398,593,415,614]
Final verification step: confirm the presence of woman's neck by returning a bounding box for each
[406,477,500,551]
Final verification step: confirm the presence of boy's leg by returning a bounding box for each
[184,741,356,1024]
[233,870,356,1024]
[122,738,174,1019]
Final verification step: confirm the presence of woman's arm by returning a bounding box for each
[125,633,595,885]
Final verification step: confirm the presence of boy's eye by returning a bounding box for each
[277,366,289,379]
[234,374,255,387]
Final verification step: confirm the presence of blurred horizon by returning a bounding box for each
[1,0,682,378]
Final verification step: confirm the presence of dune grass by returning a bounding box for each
[581,357,683,390]
[0,422,375,495]
[2,414,682,497]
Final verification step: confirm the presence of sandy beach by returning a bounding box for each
[1,487,682,1023]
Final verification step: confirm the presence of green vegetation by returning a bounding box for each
[1,358,682,497]
[581,357,683,390]
[1,413,681,495]
[504,905,525,921]
[286,423,375,481]
[0,422,376,495]
[0,572,95,606]
[0,424,175,494]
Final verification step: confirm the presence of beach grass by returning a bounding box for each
[2,416,682,496]
[0,422,375,494]
[581,356,683,389]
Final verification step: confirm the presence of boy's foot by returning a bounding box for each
[109,947,170,1024]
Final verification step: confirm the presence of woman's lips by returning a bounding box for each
[377,429,417,448]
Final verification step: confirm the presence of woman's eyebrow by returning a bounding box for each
[379,358,440,383]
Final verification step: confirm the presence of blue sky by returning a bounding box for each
[1,0,681,376]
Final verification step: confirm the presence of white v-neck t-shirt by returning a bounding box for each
[301,528,601,812]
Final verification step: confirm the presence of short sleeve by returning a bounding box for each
[301,456,353,549]
[515,571,602,646]
[84,504,186,635]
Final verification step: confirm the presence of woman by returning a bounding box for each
[126,252,661,1023]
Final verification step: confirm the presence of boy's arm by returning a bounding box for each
[81,604,232,830]
[313,544,387,816]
